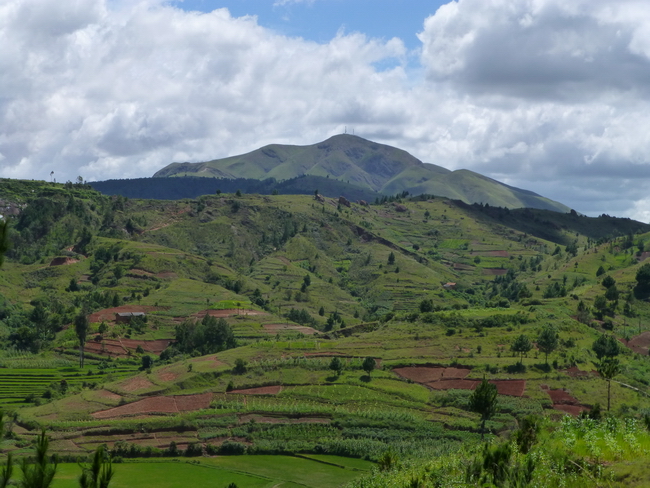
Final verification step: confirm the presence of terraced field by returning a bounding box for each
[0,366,138,407]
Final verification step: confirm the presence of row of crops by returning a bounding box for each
[0,367,138,407]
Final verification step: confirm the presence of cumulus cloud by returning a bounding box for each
[1,0,650,220]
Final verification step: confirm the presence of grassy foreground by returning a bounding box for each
[52,455,372,488]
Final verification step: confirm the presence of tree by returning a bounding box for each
[74,313,89,369]
[576,300,591,325]
[141,355,153,371]
[596,265,606,277]
[419,299,434,313]
[20,430,57,488]
[605,285,619,302]
[596,358,621,411]
[510,334,532,365]
[79,445,114,488]
[0,220,9,268]
[593,295,608,316]
[329,357,343,377]
[634,263,650,298]
[469,377,498,439]
[565,240,578,257]
[67,278,79,292]
[601,275,616,288]
[592,334,621,360]
[0,411,12,488]
[537,325,558,365]
[0,453,12,488]
[387,252,395,265]
[234,358,247,374]
[362,357,375,378]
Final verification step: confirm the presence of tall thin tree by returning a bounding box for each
[596,358,621,411]
[469,377,498,439]
[0,220,9,268]
[79,445,114,488]
[20,430,57,488]
[74,313,89,369]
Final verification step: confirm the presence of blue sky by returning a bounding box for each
[171,0,446,50]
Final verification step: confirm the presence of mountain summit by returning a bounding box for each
[154,134,570,212]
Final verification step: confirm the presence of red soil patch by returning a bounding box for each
[543,386,588,416]
[262,323,318,335]
[85,341,127,356]
[553,404,589,416]
[95,390,122,401]
[547,389,579,405]
[160,372,179,382]
[92,393,212,419]
[623,331,650,355]
[228,385,282,395]
[120,376,155,392]
[188,354,227,367]
[487,250,510,257]
[120,339,172,354]
[84,338,172,358]
[427,379,478,390]
[564,366,592,378]
[393,367,528,397]
[483,268,508,276]
[49,257,79,266]
[393,366,471,383]
[491,380,526,397]
[637,252,650,262]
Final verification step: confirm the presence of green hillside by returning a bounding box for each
[1,178,650,486]
[153,134,571,212]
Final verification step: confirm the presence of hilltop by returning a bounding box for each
[153,134,571,212]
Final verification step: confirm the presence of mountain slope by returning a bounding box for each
[154,134,570,212]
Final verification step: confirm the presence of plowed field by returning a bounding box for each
[92,393,213,419]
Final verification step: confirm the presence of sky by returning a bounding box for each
[2,0,650,220]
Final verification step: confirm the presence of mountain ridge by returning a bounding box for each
[153,134,571,212]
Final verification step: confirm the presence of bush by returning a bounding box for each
[185,443,202,456]
[220,441,246,455]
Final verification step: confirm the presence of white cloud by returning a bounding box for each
[2,0,650,220]
[273,0,316,6]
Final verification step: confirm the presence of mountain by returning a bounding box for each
[154,134,571,212]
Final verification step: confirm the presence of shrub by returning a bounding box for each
[220,441,246,455]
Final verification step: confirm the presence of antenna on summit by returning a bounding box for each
[344,126,347,134]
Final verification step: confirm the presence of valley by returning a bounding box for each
[0,178,650,486]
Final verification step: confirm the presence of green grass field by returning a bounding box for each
[52,455,372,488]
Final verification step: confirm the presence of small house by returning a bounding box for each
[115,312,146,324]
[443,282,457,290]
